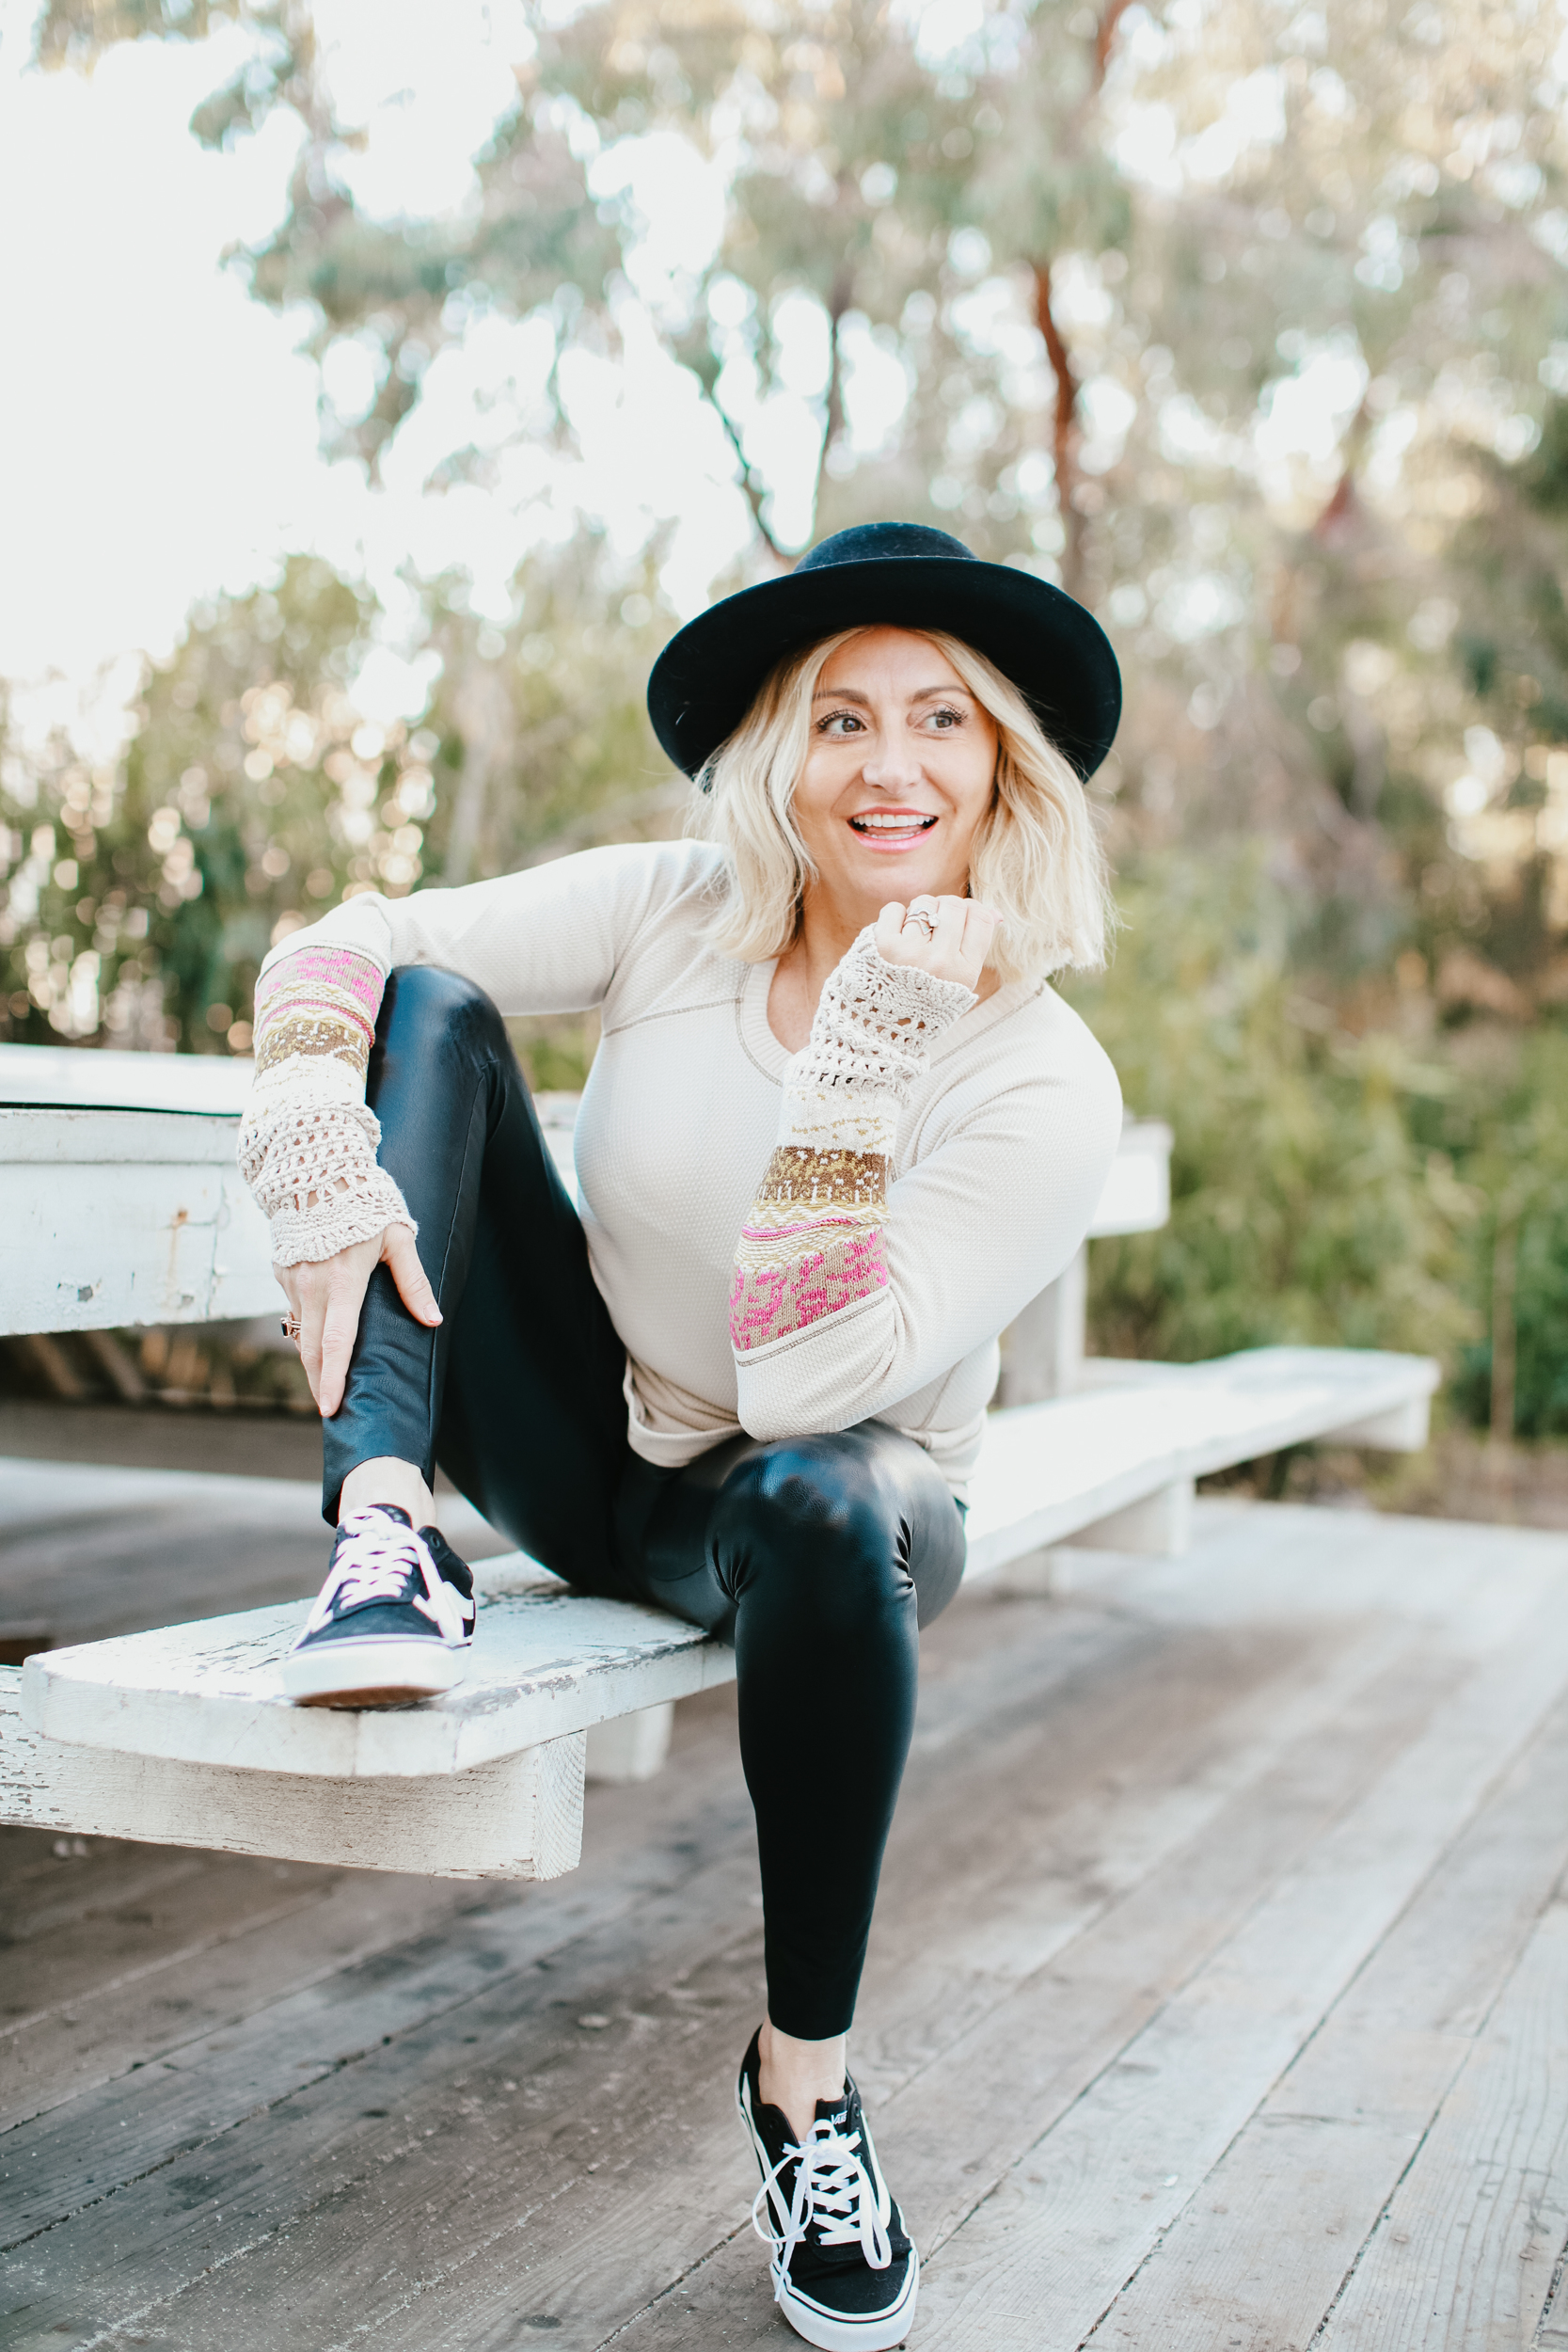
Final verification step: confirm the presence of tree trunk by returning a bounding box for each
[1034,262,1084,599]
[1489,1213,1517,1510]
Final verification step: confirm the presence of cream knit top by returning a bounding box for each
[238,839,1122,1496]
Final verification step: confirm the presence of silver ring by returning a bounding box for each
[903,910,936,942]
[281,1313,302,1343]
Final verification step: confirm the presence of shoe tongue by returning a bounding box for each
[815,2090,851,2130]
[351,1503,412,1531]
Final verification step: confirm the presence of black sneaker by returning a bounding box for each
[282,1504,476,1707]
[737,2026,918,2350]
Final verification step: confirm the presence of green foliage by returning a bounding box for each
[1417,1031,1568,1438]
[1065,854,1477,1367]
[0,559,384,1051]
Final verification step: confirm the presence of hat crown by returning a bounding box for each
[796,521,975,574]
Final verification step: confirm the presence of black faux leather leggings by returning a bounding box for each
[324,965,968,2038]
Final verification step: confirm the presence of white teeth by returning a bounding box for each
[852,815,935,831]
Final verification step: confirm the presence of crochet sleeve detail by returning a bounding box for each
[237,943,416,1268]
[729,930,975,1355]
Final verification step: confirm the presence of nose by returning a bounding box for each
[860,728,925,793]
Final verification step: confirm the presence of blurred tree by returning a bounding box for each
[34,0,1568,1006]
[0,543,674,1057]
[1,558,383,1052]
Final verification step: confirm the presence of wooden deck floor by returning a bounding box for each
[6,1492,1568,2349]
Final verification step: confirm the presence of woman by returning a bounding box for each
[239,520,1122,2350]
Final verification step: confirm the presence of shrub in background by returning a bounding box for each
[1065,853,1477,1371]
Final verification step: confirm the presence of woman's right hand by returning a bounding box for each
[277,1225,441,1418]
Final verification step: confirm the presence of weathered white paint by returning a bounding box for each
[0,1042,255,1115]
[0,1674,585,1879]
[18,1575,733,1780]
[0,1109,277,1332]
[959,1345,1437,1577]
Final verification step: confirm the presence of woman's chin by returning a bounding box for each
[837,850,962,906]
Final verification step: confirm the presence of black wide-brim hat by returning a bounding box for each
[647,521,1121,783]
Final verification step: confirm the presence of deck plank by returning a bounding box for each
[0,1840,477,2135]
[610,1585,1511,2348]
[907,1535,1568,2352]
[4,1535,1386,2345]
[1315,1899,1568,2351]
[1075,1689,1568,2352]
[7,1503,1568,2352]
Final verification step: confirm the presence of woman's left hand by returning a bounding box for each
[875,895,1002,994]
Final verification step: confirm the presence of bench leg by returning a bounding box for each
[0,1673,584,1881]
[585,1701,675,1785]
[1074,1476,1195,1557]
[999,1244,1086,1406]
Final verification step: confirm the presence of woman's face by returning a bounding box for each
[791,627,999,917]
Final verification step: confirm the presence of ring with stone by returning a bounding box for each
[281,1313,302,1343]
[903,908,937,942]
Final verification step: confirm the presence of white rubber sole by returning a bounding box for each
[771,2258,919,2351]
[736,2076,920,2349]
[282,1634,468,1707]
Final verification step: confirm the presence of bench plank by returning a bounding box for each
[15,1576,732,1781]
[0,1678,586,1879]
[964,1344,1437,1571]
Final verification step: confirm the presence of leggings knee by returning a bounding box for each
[378,964,510,1069]
[716,1436,913,1631]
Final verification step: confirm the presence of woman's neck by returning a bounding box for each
[765,885,997,1055]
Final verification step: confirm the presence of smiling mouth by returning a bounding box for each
[848,812,939,839]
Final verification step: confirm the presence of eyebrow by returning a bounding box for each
[811,683,974,703]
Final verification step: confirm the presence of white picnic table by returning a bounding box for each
[0,1044,1169,1359]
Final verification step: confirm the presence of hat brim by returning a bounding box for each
[646,555,1121,782]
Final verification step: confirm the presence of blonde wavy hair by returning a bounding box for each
[686,627,1113,986]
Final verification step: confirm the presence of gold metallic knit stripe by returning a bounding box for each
[254,1010,372,1082]
[753,1145,890,1211]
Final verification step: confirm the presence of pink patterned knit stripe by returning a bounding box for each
[729,1141,891,1353]
[729,1231,890,1352]
[255,945,384,1027]
[252,945,385,1082]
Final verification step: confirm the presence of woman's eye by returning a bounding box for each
[819,710,865,737]
[926,707,964,730]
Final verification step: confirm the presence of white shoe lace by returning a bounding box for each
[302,1507,467,1645]
[752,2110,893,2292]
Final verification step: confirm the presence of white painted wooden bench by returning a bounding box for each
[2,1344,1438,1879]
[0,1041,1437,1884]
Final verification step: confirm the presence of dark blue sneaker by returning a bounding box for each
[283,1504,475,1708]
[738,2026,919,2349]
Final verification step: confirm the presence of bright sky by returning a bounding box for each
[0,0,759,709]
